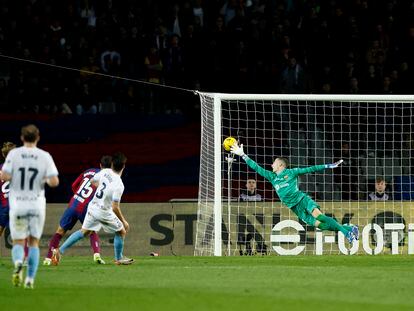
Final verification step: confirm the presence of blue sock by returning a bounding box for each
[12,244,24,265]
[27,247,39,279]
[114,234,124,260]
[60,230,85,254]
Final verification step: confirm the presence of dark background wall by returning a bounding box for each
[0,113,201,202]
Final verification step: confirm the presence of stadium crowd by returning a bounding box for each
[0,0,413,114]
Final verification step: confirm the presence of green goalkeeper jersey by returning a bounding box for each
[242,155,327,208]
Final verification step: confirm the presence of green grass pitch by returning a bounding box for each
[1,256,413,311]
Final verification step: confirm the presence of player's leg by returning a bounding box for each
[44,226,67,265]
[52,228,92,265]
[90,232,105,264]
[114,228,126,262]
[9,208,28,287]
[24,239,29,263]
[25,236,40,289]
[299,196,349,234]
[311,207,357,243]
[24,205,46,288]
[101,213,133,265]
[0,206,9,237]
[53,210,99,265]
[79,208,104,264]
[298,196,356,242]
[45,207,79,264]
[311,208,347,234]
[11,239,25,287]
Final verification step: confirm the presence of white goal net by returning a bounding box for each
[195,93,414,256]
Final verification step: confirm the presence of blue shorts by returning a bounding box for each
[59,206,87,231]
[0,207,9,228]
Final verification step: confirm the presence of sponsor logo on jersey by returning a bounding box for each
[275,183,289,191]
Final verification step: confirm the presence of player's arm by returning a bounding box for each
[0,170,11,181]
[1,151,13,181]
[46,176,59,188]
[292,160,343,176]
[112,186,129,231]
[230,143,274,181]
[44,152,59,187]
[90,171,102,188]
[112,201,129,231]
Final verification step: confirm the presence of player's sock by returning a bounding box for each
[60,230,84,254]
[89,232,100,254]
[27,247,40,280]
[114,234,124,261]
[316,214,349,235]
[47,233,63,258]
[12,244,24,265]
[317,222,330,231]
[343,224,353,231]
[24,240,29,258]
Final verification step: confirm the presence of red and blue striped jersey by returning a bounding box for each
[68,168,100,213]
[0,164,10,209]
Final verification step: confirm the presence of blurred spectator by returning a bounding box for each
[280,56,305,94]
[239,178,262,202]
[76,83,97,115]
[0,78,8,109]
[80,57,101,82]
[347,77,360,94]
[164,34,184,86]
[144,47,163,84]
[0,0,412,114]
[362,65,380,94]
[368,177,390,201]
[381,76,393,94]
[100,41,121,74]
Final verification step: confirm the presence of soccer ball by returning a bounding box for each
[223,137,237,151]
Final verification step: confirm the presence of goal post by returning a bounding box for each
[195,92,414,256]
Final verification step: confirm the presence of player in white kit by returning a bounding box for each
[52,152,133,265]
[0,125,59,288]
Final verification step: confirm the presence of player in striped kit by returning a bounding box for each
[43,155,112,266]
[0,142,17,239]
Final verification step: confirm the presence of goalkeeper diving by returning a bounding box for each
[230,142,359,243]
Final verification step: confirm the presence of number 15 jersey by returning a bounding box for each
[69,168,100,213]
[2,146,58,203]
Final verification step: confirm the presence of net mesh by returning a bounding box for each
[196,94,414,256]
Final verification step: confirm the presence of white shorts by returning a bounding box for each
[82,208,124,233]
[9,198,46,240]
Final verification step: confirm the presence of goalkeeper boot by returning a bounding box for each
[352,225,359,241]
[12,262,24,287]
[51,248,61,266]
[94,253,105,265]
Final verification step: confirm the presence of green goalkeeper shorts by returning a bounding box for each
[290,195,320,226]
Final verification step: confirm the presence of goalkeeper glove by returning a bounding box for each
[230,143,245,157]
[325,159,343,169]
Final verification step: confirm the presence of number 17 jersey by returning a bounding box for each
[2,146,58,202]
